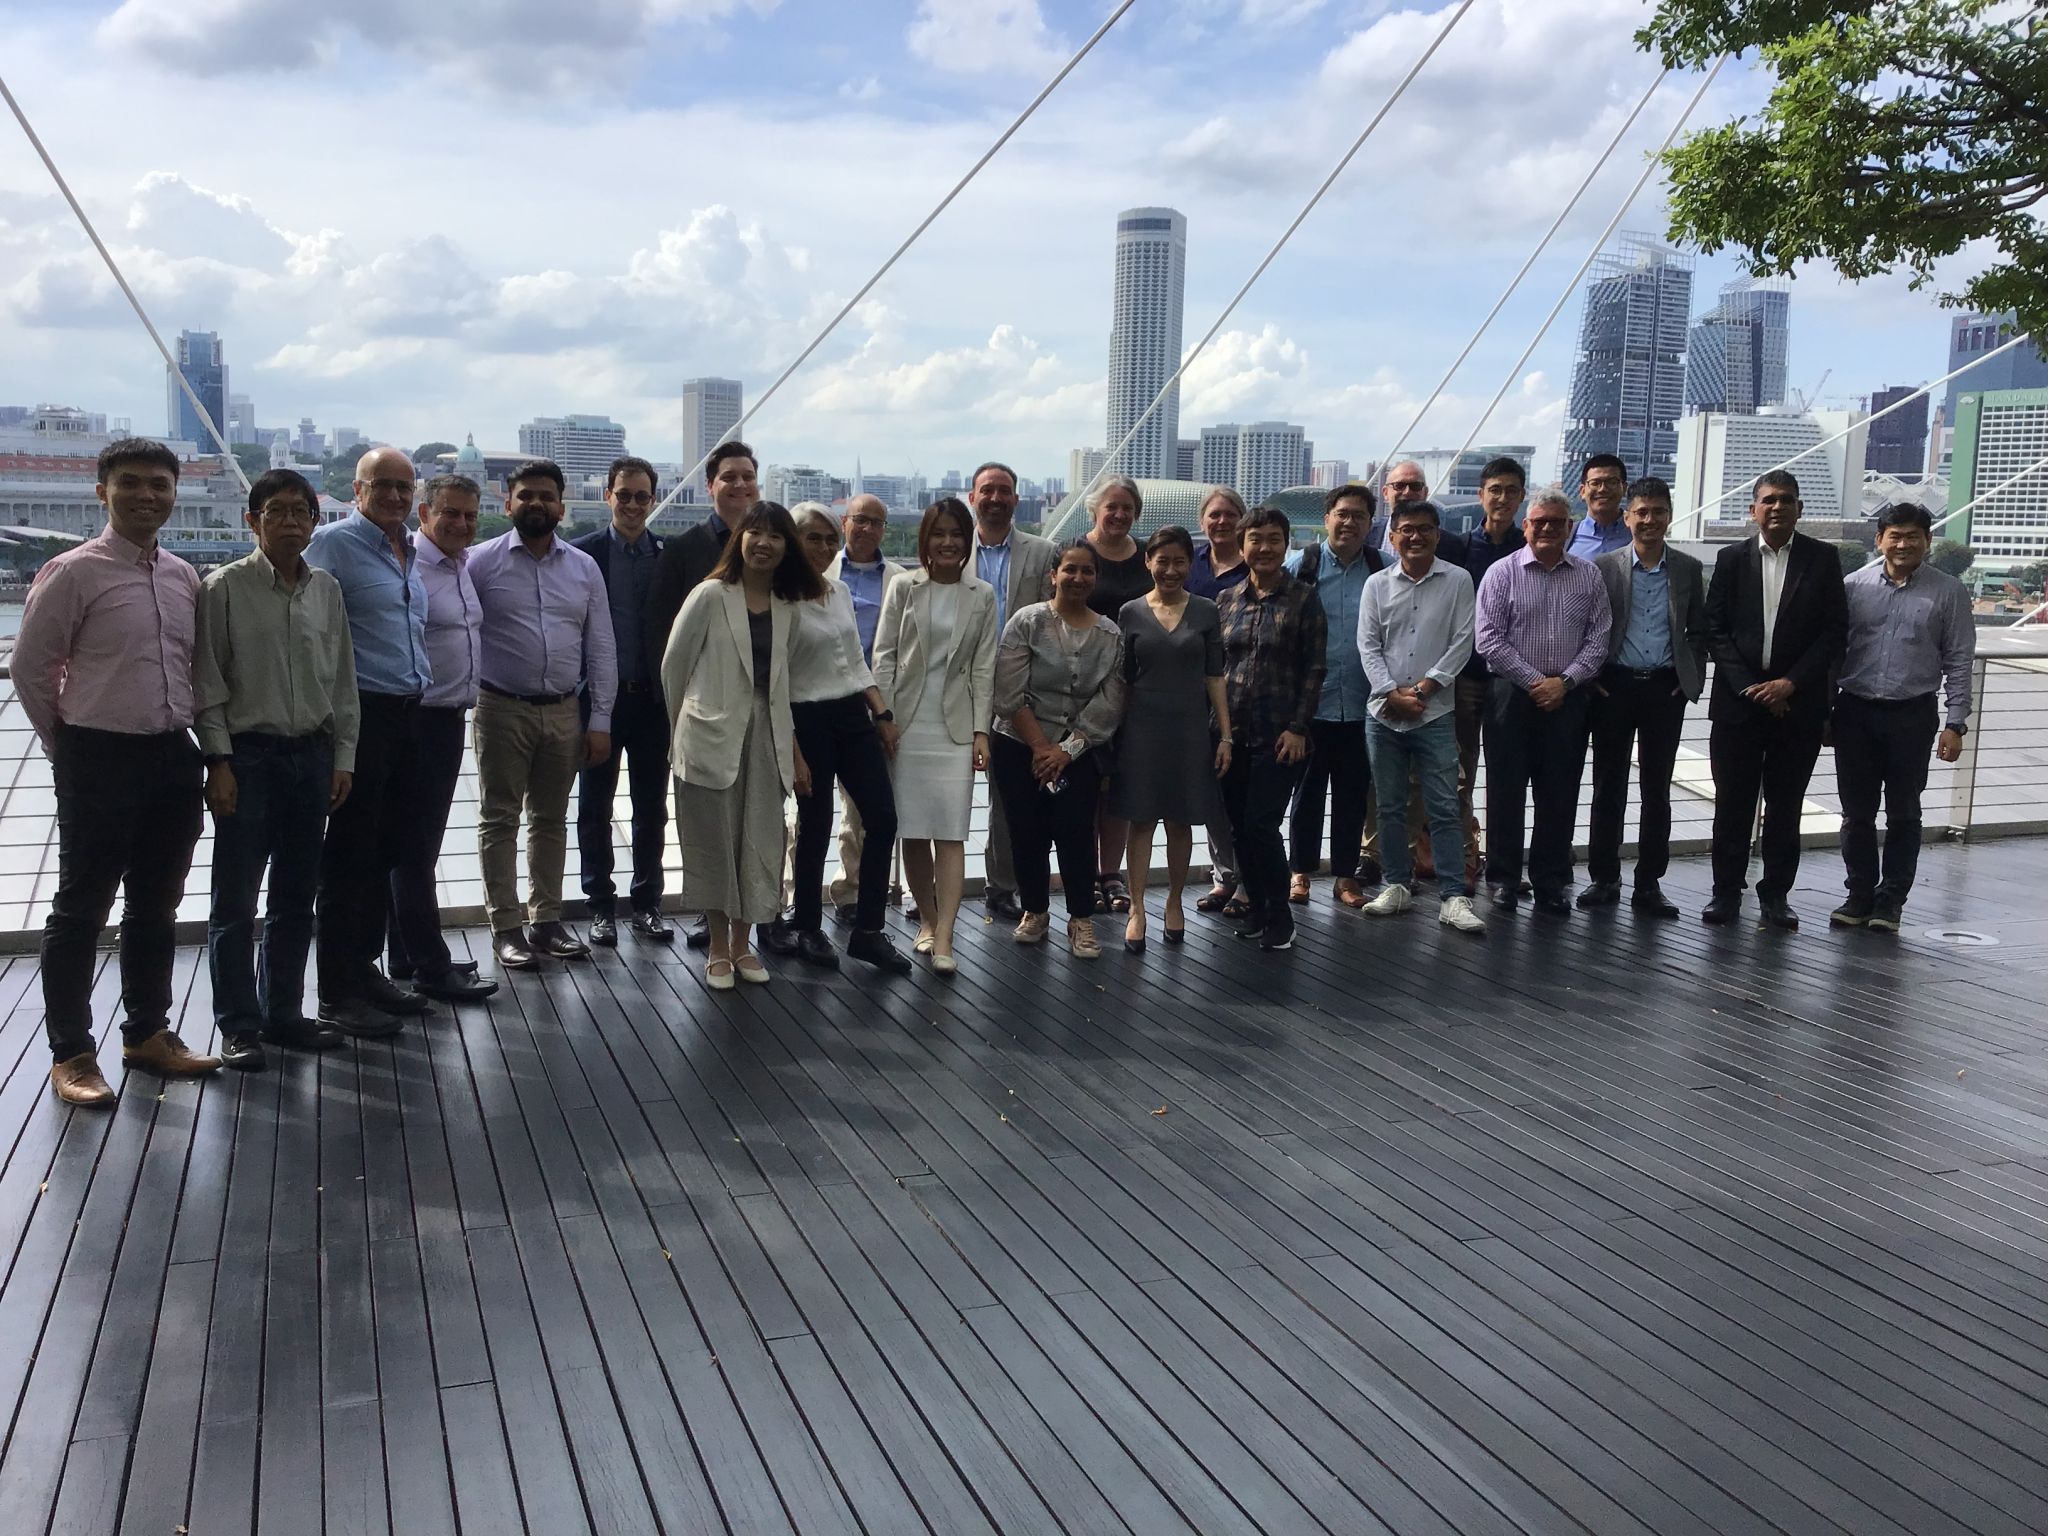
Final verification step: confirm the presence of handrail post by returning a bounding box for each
[1949,654,1989,840]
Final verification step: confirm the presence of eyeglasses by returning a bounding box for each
[1387,479,1426,493]
[1526,518,1569,532]
[610,491,654,506]
[361,478,415,498]
[257,504,315,524]
[1583,476,1624,492]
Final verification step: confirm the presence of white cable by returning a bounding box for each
[1447,56,1727,481]
[0,71,251,492]
[1056,0,1480,530]
[650,0,1138,518]
[1378,66,1670,472]
[1680,328,2035,536]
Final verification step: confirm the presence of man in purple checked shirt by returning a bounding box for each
[1475,490,1612,916]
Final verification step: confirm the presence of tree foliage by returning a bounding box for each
[1639,1,2048,335]
[1929,536,1975,576]
[229,443,270,482]
[1833,539,1869,574]
[414,440,458,463]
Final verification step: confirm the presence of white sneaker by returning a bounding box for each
[1363,883,1412,916]
[1439,895,1486,933]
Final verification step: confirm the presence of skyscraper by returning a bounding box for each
[1197,424,1239,487]
[1561,234,1694,483]
[1865,385,1930,476]
[1684,278,1789,415]
[1234,422,1307,506]
[1104,208,1187,480]
[1174,438,1198,481]
[681,377,744,497]
[1939,312,2048,428]
[1310,459,1352,489]
[1949,387,2048,566]
[517,414,629,488]
[226,394,256,446]
[167,330,228,446]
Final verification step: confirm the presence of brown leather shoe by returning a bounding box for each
[121,1029,222,1078]
[1334,878,1368,909]
[1288,873,1312,905]
[50,1052,115,1106]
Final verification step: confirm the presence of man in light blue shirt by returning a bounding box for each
[1566,453,1633,557]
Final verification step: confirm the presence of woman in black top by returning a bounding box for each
[1080,476,1150,909]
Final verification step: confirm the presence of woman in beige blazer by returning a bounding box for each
[662,502,825,989]
[872,497,998,972]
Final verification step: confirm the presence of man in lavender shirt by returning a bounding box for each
[468,460,618,969]
[1475,490,1612,915]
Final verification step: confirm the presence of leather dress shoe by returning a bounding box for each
[220,1036,267,1072]
[123,1029,222,1077]
[589,913,618,947]
[318,998,404,1039]
[793,928,840,968]
[261,1016,347,1051]
[757,918,800,956]
[414,970,500,1003]
[1531,889,1572,917]
[359,969,433,1016]
[1575,880,1622,909]
[1489,885,1520,912]
[983,890,1024,921]
[1700,893,1740,925]
[1631,882,1681,919]
[50,1052,115,1105]
[1759,896,1800,932]
[831,903,859,927]
[847,930,912,974]
[392,958,480,982]
[684,916,712,950]
[493,928,541,970]
[529,921,591,959]
[629,910,674,943]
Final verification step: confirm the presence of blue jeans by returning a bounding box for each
[1365,714,1467,895]
[208,734,332,1039]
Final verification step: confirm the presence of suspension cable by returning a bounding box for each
[1927,448,2048,542]
[1377,66,1670,472]
[649,0,1138,519]
[0,71,251,491]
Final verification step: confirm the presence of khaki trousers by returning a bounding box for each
[475,692,582,933]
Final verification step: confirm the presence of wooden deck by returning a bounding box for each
[2,840,2047,1534]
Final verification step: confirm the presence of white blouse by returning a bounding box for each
[789,579,878,704]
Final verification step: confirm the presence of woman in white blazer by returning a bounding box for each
[872,497,998,972]
[661,502,826,989]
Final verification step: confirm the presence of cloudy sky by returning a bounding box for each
[0,0,1985,488]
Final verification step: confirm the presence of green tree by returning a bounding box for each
[414,440,458,463]
[1640,2,2048,335]
[321,455,359,502]
[1834,539,1869,575]
[1929,537,1975,577]
[230,443,270,482]
[2008,559,2048,593]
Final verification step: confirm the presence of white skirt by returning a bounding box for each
[891,667,973,841]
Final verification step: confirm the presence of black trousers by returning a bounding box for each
[319,690,420,1000]
[791,695,898,931]
[989,733,1101,919]
[1288,718,1368,878]
[387,704,466,981]
[42,726,203,1062]
[576,685,670,916]
[1708,704,1826,902]
[1484,681,1591,896]
[1222,743,1307,931]
[1587,667,1688,885]
[1834,691,1938,903]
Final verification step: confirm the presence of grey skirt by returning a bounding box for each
[677,693,786,925]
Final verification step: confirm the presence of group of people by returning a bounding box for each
[15,433,1975,1104]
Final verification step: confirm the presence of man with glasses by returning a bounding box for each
[823,493,908,923]
[1475,491,1612,914]
[1373,460,1432,560]
[573,456,671,946]
[307,445,433,1036]
[1567,454,1632,557]
[195,468,359,1070]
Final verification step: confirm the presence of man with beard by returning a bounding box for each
[468,460,617,968]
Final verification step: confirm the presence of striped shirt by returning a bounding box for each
[1474,546,1612,690]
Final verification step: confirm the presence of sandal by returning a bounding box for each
[1195,884,1236,914]
[1100,875,1132,913]
[1222,897,1252,920]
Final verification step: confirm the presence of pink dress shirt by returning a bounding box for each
[12,525,201,755]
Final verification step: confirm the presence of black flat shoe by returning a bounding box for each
[794,928,840,969]
[317,999,404,1039]
[1631,883,1681,919]
[260,1016,346,1051]
[757,918,800,956]
[588,914,618,947]
[1575,880,1622,909]
[414,970,500,1003]
[529,921,591,959]
[1701,894,1740,925]
[846,930,912,974]
[983,890,1024,921]
[684,916,712,950]
[220,1035,266,1072]
[359,969,433,1016]
[1759,897,1800,932]
[1532,890,1572,917]
[629,910,674,943]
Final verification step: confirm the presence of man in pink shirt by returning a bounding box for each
[12,439,223,1103]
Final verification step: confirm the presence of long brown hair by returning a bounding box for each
[705,500,826,601]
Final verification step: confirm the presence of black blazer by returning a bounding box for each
[1704,531,1848,723]
[643,515,734,694]
[571,523,663,584]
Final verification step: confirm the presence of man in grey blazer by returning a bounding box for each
[968,461,1056,918]
[1580,477,1708,917]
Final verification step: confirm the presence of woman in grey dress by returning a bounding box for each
[1113,526,1232,952]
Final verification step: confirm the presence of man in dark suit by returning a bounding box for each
[574,456,671,945]
[1581,477,1708,918]
[1703,469,1848,929]
[643,438,759,947]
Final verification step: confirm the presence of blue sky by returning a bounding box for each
[0,0,1987,487]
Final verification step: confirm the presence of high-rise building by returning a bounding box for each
[1174,438,1198,481]
[1562,234,1694,483]
[294,417,325,459]
[1309,459,1351,490]
[1300,441,1315,487]
[1865,385,1930,476]
[765,465,838,506]
[1067,447,1109,499]
[517,414,629,488]
[331,427,364,458]
[1684,278,1789,416]
[1234,422,1307,506]
[681,377,744,497]
[1673,407,1868,531]
[1406,446,1538,507]
[1104,207,1187,480]
[226,394,256,446]
[1949,387,2048,567]
[1197,424,1238,487]
[1940,312,2048,430]
[167,330,228,446]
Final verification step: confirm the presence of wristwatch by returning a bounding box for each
[1946,722,1968,737]
[872,710,894,725]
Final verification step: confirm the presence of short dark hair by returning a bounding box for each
[1325,482,1376,515]
[1875,501,1934,535]
[1391,500,1441,529]
[1479,455,1527,489]
[607,455,659,496]
[1243,504,1291,538]
[247,468,318,516]
[1057,537,1102,574]
[705,440,757,481]
[1580,453,1628,485]
[422,474,480,508]
[1144,525,1195,561]
[507,459,566,493]
[970,461,1016,492]
[96,437,180,484]
[1624,476,1673,508]
[916,496,974,571]
[705,500,826,601]
[1753,469,1800,500]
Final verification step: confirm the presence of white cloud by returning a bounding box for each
[1239,0,1327,23]
[906,0,1066,75]
[839,76,884,102]
[1181,325,1311,417]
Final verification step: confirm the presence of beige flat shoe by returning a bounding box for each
[705,958,736,992]
[734,951,770,985]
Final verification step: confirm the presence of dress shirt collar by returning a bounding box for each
[1758,535,1793,560]
[1630,548,1666,573]
[508,532,564,563]
[1322,540,1370,571]
[1878,562,1919,589]
[345,509,413,558]
[1510,544,1581,573]
[842,555,883,572]
[253,548,306,590]
[94,524,159,564]
[1393,556,1442,586]
[976,528,1013,552]
[610,525,654,557]
[418,535,466,570]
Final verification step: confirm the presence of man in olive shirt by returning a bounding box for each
[195,468,361,1069]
